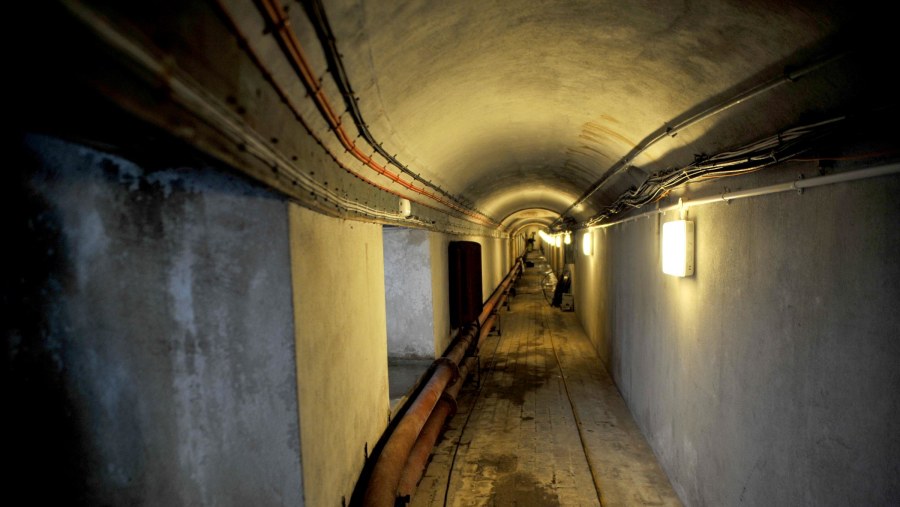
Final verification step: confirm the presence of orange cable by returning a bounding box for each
[258,0,497,226]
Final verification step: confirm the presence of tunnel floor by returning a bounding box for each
[409,251,682,506]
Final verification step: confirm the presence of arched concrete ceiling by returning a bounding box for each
[317,0,889,224]
[17,1,896,235]
[501,208,560,236]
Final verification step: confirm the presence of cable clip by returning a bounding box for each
[678,198,687,219]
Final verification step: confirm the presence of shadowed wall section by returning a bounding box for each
[6,134,303,505]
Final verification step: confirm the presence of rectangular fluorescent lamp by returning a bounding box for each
[661,220,694,277]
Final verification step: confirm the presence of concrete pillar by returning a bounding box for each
[6,133,303,505]
[289,205,389,507]
[428,232,452,356]
[383,227,436,359]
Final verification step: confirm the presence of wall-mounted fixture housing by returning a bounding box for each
[661,220,694,277]
[398,198,412,217]
[582,232,592,256]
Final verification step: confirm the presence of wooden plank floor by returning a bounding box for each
[410,252,682,507]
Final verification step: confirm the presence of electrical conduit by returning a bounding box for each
[254,0,498,227]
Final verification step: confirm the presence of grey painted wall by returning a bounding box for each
[7,134,303,505]
[575,172,900,506]
[384,228,436,358]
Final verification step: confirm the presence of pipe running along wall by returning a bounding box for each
[361,258,524,506]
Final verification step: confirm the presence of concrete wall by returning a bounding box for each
[289,205,390,507]
[6,134,303,505]
[460,235,508,304]
[383,228,435,358]
[6,132,524,507]
[575,172,900,506]
[576,227,611,366]
[429,232,453,356]
[382,230,511,360]
[509,232,526,265]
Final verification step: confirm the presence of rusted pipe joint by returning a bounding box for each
[433,357,460,387]
[438,391,459,418]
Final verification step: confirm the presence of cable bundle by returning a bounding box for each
[584,117,845,227]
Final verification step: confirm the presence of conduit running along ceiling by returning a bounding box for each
[14,0,897,234]
[304,0,895,229]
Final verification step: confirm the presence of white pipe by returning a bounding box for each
[593,162,900,229]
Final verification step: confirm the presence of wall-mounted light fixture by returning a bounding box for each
[564,232,571,245]
[661,219,694,277]
[582,231,592,256]
[555,235,562,248]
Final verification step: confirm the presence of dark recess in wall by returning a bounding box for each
[448,241,482,329]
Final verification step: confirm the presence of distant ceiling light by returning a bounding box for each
[555,235,562,248]
[582,232,592,256]
[539,230,553,244]
[661,220,694,277]
[564,232,571,245]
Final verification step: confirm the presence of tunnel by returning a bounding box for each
[4,1,899,506]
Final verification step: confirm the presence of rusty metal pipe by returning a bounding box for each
[363,360,458,506]
[396,399,454,502]
[443,323,478,366]
[396,356,477,499]
[362,259,524,506]
[478,260,523,326]
[397,313,499,500]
